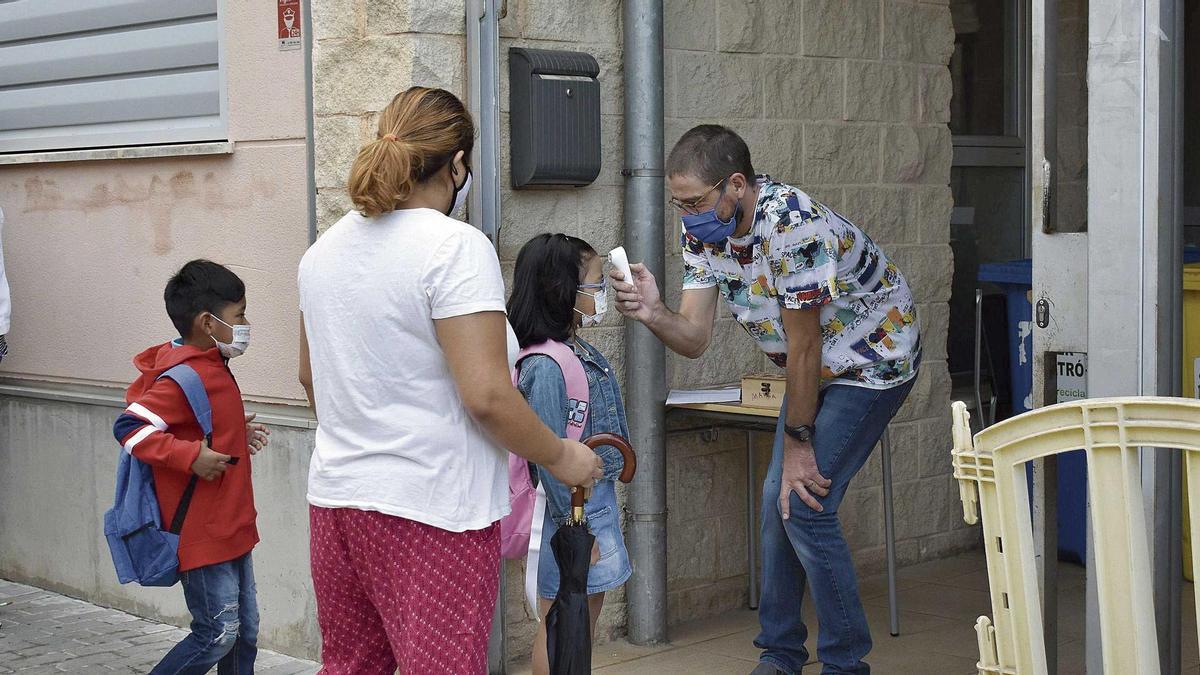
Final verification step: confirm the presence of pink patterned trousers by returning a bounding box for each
[309,506,500,675]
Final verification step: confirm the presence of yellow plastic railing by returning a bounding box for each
[952,397,1200,675]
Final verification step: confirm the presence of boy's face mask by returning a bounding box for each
[209,314,251,359]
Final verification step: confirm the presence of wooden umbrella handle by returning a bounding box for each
[584,432,637,483]
[572,433,637,510]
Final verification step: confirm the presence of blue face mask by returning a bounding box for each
[681,188,742,244]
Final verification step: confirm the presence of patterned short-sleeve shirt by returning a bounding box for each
[682,178,921,389]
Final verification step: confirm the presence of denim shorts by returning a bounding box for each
[535,481,632,598]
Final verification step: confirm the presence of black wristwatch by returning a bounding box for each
[783,423,814,443]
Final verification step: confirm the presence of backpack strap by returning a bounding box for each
[156,364,213,535]
[514,340,590,441]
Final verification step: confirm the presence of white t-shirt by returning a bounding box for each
[298,208,514,532]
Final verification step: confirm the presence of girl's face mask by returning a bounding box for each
[575,284,607,327]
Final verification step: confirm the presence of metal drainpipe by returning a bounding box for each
[465,4,506,670]
[302,0,317,244]
[622,0,668,646]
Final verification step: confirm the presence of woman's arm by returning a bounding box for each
[298,315,316,418]
[435,310,600,489]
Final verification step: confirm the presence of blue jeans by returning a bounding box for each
[756,380,914,675]
[150,552,259,675]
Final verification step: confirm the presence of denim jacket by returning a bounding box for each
[515,338,629,524]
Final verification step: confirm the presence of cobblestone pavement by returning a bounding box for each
[0,579,319,673]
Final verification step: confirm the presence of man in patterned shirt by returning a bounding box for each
[611,125,920,675]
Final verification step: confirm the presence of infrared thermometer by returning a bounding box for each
[609,246,633,286]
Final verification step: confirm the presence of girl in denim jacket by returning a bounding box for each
[508,233,632,675]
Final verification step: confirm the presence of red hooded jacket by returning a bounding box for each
[114,341,258,571]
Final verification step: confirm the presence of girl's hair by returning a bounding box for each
[508,233,597,348]
[347,87,475,218]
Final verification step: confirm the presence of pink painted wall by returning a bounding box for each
[0,3,310,404]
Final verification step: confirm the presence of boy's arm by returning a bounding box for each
[113,378,207,474]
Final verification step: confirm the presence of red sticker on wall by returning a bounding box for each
[278,0,302,51]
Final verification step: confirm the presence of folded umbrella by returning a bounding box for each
[545,432,637,675]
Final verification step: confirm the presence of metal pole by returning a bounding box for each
[465,0,502,245]
[1152,0,1185,668]
[747,431,758,610]
[1166,0,1185,665]
[488,572,506,674]
[622,0,668,646]
[880,428,899,637]
[466,2,506,670]
[302,0,316,244]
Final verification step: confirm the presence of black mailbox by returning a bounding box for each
[509,47,601,189]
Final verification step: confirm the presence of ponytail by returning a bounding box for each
[347,87,475,218]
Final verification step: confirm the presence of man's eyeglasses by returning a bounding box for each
[668,177,728,215]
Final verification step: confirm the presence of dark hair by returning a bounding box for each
[666,124,755,184]
[348,86,475,217]
[164,259,246,338]
[507,234,597,348]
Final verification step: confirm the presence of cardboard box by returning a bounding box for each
[741,373,786,409]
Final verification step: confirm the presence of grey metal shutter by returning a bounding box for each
[0,0,224,154]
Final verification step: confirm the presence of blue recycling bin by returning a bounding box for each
[978,260,1034,413]
[978,260,1087,564]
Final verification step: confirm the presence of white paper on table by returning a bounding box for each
[665,387,742,406]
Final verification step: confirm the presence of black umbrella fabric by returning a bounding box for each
[544,522,595,674]
[545,432,637,675]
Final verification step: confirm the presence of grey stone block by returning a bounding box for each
[804,0,881,59]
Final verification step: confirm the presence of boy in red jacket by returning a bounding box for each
[113,260,269,674]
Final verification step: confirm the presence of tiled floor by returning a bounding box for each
[514,548,1200,674]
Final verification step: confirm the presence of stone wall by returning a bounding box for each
[310,0,973,665]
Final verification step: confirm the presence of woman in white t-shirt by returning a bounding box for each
[297,87,601,675]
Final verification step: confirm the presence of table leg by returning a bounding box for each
[747,430,758,610]
[881,427,900,637]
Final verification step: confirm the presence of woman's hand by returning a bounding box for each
[544,439,603,489]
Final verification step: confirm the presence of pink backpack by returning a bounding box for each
[500,340,590,560]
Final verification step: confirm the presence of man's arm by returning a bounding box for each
[781,306,821,428]
[777,306,832,517]
[610,264,719,359]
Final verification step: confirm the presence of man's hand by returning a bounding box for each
[609,263,661,324]
[246,413,270,454]
[779,435,831,517]
[191,440,232,481]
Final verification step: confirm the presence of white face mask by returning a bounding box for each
[575,287,607,328]
[448,170,472,217]
[210,314,250,359]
